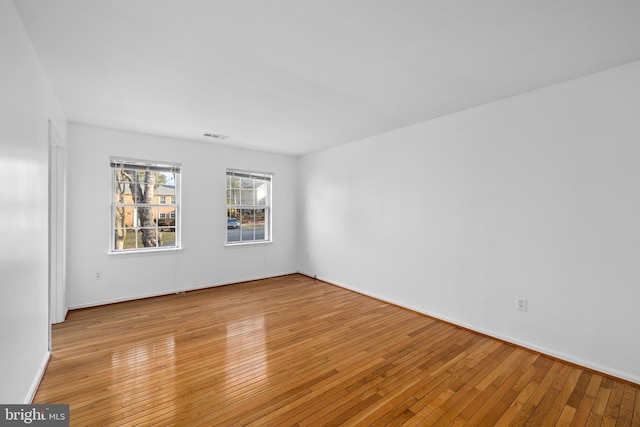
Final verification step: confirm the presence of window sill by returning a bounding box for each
[225,240,273,248]
[108,247,184,258]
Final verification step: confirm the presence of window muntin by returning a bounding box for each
[226,169,272,244]
[111,158,181,252]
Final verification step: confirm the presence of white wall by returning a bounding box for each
[299,61,640,383]
[66,124,298,308]
[0,0,67,403]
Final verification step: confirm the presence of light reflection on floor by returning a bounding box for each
[110,337,176,421]
[224,315,267,393]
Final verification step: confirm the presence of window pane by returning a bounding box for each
[158,209,172,223]
[230,176,241,189]
[226,210,241,242]
[241,208,254,226]
[254,208,266,241]
[237,208,267,242]
[227,209,240,222]
[227,189,240,205]
[114,206,138,228]
[138,228,159,248]
[115,169,137,183]
[241,178,255,205]
[117,228,137,250]
[256,182,268,205]
[160,172,175,186]
[158,215,174,228]
[227,231,241,242]
[241,177,254,190]
[135,206,157,228]
[160,230,176,247]
[157,183,175,205]
[130,183,143,201]
[255,208,266,226]
[239,209,251,242]
[241,188,255,205]
[113,169,136,202]
[114,182,129,202]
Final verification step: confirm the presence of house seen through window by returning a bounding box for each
[226,169,272,244]
[111,158,181,252]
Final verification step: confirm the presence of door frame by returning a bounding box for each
[49,120,67,330]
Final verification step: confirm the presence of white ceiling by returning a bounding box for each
[14,0,640,155]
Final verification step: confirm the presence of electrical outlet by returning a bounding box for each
[95,271,103,281]
[515,297,527,312]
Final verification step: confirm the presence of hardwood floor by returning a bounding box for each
[35,274,640,426]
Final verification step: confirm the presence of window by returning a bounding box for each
[226,169,272,244]
[111,158,181,252]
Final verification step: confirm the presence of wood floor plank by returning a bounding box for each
[633,390,640,426]
[616,384,637,427]
[556,405,577,425]
[33,274,640,426]
[524,363,573,426]
[408,345,517,425]
[540,367,583,426]
[493,379,539,426]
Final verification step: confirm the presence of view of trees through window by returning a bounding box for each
[111,159,180,252]
[226,170,271,244]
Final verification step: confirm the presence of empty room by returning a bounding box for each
[2,0,640,425]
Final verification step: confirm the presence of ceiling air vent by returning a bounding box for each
[204,133,229,140]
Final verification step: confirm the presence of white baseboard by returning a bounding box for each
[68,271,298,310]
[25,351,50,404]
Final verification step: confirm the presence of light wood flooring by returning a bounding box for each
[35,274,640,426]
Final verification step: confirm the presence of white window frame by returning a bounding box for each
[226,169,272,245]
[110,157,181,253]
